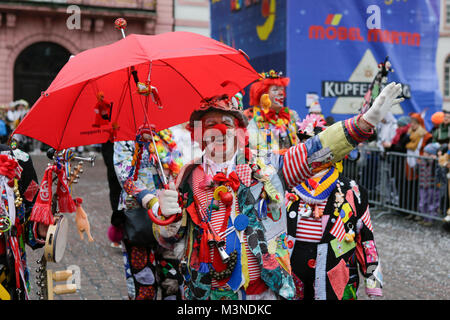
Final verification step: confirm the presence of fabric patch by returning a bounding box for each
[262,253,278,270]
[136,285,156,300]
[339,203,353,223]
[130,246,148,270]
[235,164,252,187]
[342,283,357,300]
[372,264,383,287]
[292,272,304,300]
[345,189,357,214]
[210,289,239,300]
[321,215,329,234]
[134,266,155,285]
[327,259,349,300]
[330,238,356,258]
[314,243,328,300]
[330,216,346,242]
[363,240,378,263]
[361,208,373,232]
[24,180,39,202]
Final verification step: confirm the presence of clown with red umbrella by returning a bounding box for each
[14,18,261,300]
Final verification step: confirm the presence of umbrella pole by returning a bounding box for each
[150,130,168,186]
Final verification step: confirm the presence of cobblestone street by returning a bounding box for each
[25,153,450,300]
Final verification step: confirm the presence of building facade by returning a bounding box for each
[0,0,209,107]
[438,0,450,111]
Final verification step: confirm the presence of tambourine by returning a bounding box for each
[44,215,69,263]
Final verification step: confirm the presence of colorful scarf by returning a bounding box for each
[30,165,76,225]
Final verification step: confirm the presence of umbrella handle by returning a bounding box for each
[147,207,177,226]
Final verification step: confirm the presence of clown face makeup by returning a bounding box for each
[201,112,239,163]
[268,85,285,110]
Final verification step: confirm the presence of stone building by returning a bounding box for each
[0,0,209,107]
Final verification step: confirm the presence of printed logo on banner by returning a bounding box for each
[326,49,405,114]
[308,11,420,46]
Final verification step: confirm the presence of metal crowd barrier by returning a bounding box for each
[342,146,449,222]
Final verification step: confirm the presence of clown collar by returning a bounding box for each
[293,166,339,204]
[202,151,238,177]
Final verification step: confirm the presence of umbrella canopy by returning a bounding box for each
[14,31,259,150]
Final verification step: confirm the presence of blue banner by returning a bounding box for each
[210,0,287,95]
[286,0,442,130]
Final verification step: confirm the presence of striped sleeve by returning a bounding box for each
[282,143,313,188]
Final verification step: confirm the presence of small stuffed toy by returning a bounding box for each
[74,197,94,242]
[92,91,113,128]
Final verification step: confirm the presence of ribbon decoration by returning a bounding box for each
[262,107,291,125]
[0,154,22,187]
[212,171,240,192]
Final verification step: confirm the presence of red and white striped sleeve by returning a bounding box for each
[282,143,313,188]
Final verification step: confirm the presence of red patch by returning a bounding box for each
[23,180,39,202]
[136,285,156,300]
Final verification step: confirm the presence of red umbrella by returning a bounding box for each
[14,30,259,151]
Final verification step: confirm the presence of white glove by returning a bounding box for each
[157,181,181,217]
[362,82,404,127]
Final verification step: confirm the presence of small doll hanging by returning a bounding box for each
[92,91,113,128]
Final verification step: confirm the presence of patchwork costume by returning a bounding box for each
[153,95,383,300]
[113,128,184,300]
[285,114,383,300]
[287,172,382,300]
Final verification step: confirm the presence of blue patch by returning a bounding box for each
[304,135,323,155]
[234,214,249,231]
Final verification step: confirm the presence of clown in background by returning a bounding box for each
[285,115,383,300]
[245,70,300,161]
[110,126,184,300]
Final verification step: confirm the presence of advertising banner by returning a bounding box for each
[286,0,442,128]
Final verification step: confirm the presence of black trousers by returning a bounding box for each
[101,141,125,227]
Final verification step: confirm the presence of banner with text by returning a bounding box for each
[287,0,442,129]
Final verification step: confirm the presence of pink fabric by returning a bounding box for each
[365,287,383,297]
[327,259,349,300]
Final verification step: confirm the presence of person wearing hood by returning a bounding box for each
[416,142,441,226]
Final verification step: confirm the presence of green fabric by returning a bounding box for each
[318,121,354,163]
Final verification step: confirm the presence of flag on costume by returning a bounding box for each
[330,216,346,242]
[361,208,373,232]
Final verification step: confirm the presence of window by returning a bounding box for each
[447,0,450,25]
[445,56,450,98]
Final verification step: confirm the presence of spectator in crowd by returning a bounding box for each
[432,110,450,145]
[438,142,450,229]
[308,101,324,118]
[416,142,441,226]
[404,113,431,213]
[376,111,397,151]
[0,106,11,144]
[430,111,444,137]
[6,100,33,152]
[382,116,411,153]
[382,116,411,209]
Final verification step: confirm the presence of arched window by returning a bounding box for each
[14,42,71,106]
